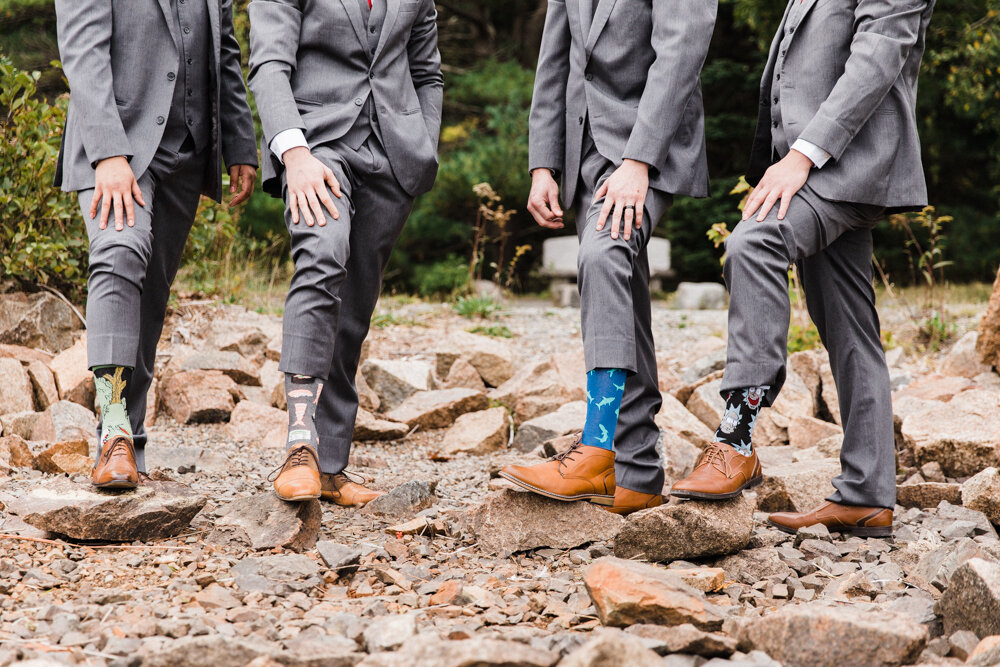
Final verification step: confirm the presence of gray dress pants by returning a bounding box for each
[278,136,415,475]
[80,137,208,470]
[721,183,895,508]
[574,131,673,496]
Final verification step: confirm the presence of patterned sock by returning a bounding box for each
[285,374,323,452]
[581,368,627,451]
[93,366,134,454]
[714,386,769,456]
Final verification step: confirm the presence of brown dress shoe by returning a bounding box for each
[499,443,615,506]
[768,501,893,538]
[670,443,763,500]
[607,486,664,515]
[270,445,322,501]
[320,472,383,507]
[91,435,139,489]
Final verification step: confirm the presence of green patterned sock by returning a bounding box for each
[93,365,134,453]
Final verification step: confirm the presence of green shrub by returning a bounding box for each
[412,255,469,297]
[0,55,87,297]
[452,295,502,319]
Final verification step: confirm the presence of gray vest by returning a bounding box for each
[769,0,805,157]
[340,0,386,149]
[164,0,212,152]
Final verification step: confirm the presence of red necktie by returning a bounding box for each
[368,0,372,8]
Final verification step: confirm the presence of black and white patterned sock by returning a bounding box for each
[285,374,323,451]
[714,386,769,456]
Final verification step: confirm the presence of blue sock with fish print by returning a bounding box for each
[581,368,627,451]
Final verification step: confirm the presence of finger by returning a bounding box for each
[90,188,101,222]
[289,192,300,225]
[596,197,613,231]
[229,167,238,194]
[611,201,623,240]
[325,168,342,198]
[777,191,792,220]
[593,180,609,203]
[635,202,644,230]
[529,197,554,223]
[743,189,764,220]
[131,181,146,208]
[113,193,125,231]
[99,192,111,230]
[298,192,315,227]
[124,192,136,228]
[318,188,339,222]
[306,189,327,227]
[756,190,781,222]
[547,190,563,218]
[232,175,253,207]
[623,205,634,241]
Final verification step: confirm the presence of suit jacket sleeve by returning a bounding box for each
[407,0,444,152]
[247,0,306,148]
[219,0,260,168]
[622,0,717,169]
[54,0,133,166]
[528,0,570,173]
[797,0,928,160]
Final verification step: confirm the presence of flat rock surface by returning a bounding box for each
[465,489,624,557]
[2,476,206,541]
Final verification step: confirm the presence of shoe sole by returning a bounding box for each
[92,479,138,490]
[273,490,322,502]
[766,519,892,538]
[498,471,615,506]
[669,474,763,501]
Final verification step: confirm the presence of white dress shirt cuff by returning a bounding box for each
[791,139,831,169]
[269,129,309,165]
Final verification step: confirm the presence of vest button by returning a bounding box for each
[578,116,584,125]
[773,96,778,104]
[354,98,363,106]
[156,116,165,125]
[371,26,376,33]
[772,121,779,128]
[369,72,374,79]
[167,72,175,81]
[585,73,593,81]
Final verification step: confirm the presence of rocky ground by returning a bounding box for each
[1,286,1000,667]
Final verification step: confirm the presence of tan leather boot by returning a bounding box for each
[499,443,615,505]
[768,501,893,537]
[271,445,322,501]
[670,443,763,500]
[607,486,663,515]
[320,472,383,507]
[91,435,139,489]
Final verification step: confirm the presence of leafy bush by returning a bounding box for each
[0,56,87,297]
[452,295,502,319]
[412,255,468,297]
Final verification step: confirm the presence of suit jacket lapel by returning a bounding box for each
[156,0,181,49]
[206,0,220,70]
[796,0,823,27]
[585,0,618,56]
[339,0,369,53]
[372,0,400,63]
[578,0,594,46]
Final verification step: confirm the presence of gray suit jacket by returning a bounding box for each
[248,0,443,198]
[53,0,259,202]
[528,0,717,205]
[747,0,935,210]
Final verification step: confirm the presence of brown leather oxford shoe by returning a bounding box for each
[271,445,322,501]
[768,501,893,538]
[91,434,139,489]
[321,472,383,507]
[499,442,615,506]
[607,486,663,515]
[670,442,763,500]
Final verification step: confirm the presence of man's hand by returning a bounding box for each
[594,159,648,241]
[90,156,145,231]
[228,164,257,208]
[283,147,342,226]
[527,169,564,229]
[742,150,813,222]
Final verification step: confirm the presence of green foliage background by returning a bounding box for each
[2,0,999,298]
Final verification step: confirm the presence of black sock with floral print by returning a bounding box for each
[713,386,769,456]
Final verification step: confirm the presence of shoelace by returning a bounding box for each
[552,441,585,471]
[696,443,728,471]
[333,469,367,486]
[102,436,133,462]
[266,446,318,482]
